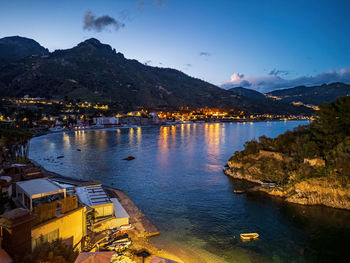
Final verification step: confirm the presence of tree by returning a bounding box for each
[312,96,350,152]
[15,239,78,263]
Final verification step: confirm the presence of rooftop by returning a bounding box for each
[0,208,30,220]
[74,251,114,263]
[16,178,65,198]
[75,185,112,207]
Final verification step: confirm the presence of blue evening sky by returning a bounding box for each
[0,0,349,87]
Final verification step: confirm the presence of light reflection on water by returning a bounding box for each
[29,121,350,263]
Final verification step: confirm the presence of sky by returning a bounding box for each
[1,0,350,92]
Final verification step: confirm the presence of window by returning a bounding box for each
[33,229,59,249]
[24,194,30,209]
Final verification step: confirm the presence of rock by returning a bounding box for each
[285,177,350,209]
[77,149,81,151]
[227,160,243,169]
[258,150,283,161]
[57,155,64,159]
[123,156,135,161]
[223,168,263,184]
[303,158,325,167]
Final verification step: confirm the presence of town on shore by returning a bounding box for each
[0,97,311,133]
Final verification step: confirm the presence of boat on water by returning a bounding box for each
[49,126,65,132]
[240,233,259,241]
[233,190,245,194]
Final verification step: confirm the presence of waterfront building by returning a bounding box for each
[15,178,66,211]
[0,178,87,256]
[94,117,119,127]
[75,184,128,232]
[1,178,130,258]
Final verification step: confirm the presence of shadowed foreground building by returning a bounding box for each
[0,178,86,257]
[0,178,130,259]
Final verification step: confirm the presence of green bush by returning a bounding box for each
[14,239,78,263]
[229,96,350,186]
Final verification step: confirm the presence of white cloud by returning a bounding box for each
[230,73,244,82]
[221,67,350,93]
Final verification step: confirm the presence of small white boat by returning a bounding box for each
[49,126,65,132]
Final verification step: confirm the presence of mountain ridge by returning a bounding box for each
[0,36,49,67]
[0,36,312,114]
[266,82,350,106]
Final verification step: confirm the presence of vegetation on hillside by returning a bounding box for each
[0,36,48,67]
[0,36,312,114]
[267,82,350,106]
[229,96,350,186]
[0,128,32,164]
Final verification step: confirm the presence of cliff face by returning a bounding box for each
[286,178,350,210]
[226,152,350,210]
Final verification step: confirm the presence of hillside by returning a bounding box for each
[225,96,350,210]
[267,82,350,106]
[0,37,313,114]
[0,36,48,67]
[229,87,266,100]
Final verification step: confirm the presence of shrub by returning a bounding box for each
[14,239,78,263]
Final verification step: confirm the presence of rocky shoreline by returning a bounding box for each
[223,168,350,210]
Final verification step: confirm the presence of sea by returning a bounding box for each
[29,121,350,263]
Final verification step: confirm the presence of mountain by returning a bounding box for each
[0,36,49,67]
[267,82,350,106]
[0,37,312,114]
[229,87,266,100]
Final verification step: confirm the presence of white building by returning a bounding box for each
[94,117,119,127]
[16,178,66,211]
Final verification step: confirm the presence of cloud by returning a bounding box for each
[199,52,211,57]
[230,73,244,82]
[137,0,165,9]
[269,68,289,77]
[185,63,192,67]
[154,0,165,6]
[137,1,147,9]
[221,67,350,93]
[83,10,125,32]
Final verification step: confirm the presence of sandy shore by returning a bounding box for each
[150,238,228,263]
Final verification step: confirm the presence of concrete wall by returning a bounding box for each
[93,203,114,218]
[92,217,129,233]
[31,206,86,251]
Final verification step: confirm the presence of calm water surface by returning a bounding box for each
[29,121,350,263]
